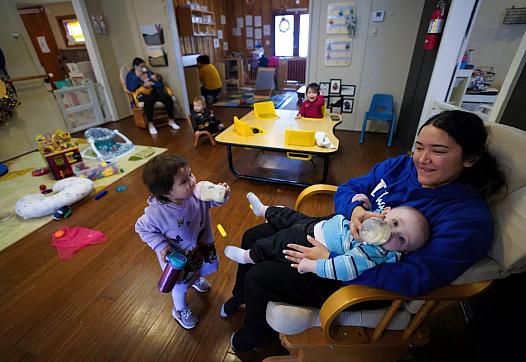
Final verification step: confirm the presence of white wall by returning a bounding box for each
[0,0,68,161]
[467,0,526,88]
[307,0,424,131]
[97,0,186,118]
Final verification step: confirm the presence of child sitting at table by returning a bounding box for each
[190,96,225,134]
[296,82,325,119]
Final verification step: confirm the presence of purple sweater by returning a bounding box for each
[135,195,224,281]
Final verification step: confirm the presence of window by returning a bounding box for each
[273,13,309,57]
[57,16,85,47]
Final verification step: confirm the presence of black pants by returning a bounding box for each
[200,86,221,104]
[231,209,341,350]
[138,89,174,122]
[249,207,330,263]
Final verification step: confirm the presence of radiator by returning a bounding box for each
[286,58,306,84]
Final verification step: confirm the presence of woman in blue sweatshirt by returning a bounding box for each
[223,110,506,354]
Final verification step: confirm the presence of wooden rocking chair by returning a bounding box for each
[264,121,526,362]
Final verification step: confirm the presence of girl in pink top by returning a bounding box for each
[296,82,325,119]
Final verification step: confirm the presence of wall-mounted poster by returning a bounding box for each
[327,2,355,35]
[146,46,167,67]
[141,24,164,45]
[325,37,352,66]
[319,82,330,96]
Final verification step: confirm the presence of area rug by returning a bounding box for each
[0,141,166,252]
[213,92,295,109]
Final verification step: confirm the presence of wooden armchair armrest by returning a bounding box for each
[295,184,338,210]
[320,281,492,343]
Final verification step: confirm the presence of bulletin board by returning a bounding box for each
[326,2,355,35]
[324,37,352,66]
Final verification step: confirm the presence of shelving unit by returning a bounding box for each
[176,6,216,37]
[224,57,244,90]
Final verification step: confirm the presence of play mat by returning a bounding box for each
[0,140,166,252]
[213,92,295,109]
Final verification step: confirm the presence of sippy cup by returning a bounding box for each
[158,249,187,293]
[194,181,226,203]
[359,217,391,246]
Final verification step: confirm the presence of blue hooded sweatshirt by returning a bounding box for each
[334,155,493,296]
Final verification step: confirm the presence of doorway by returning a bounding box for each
[16,0,107,132]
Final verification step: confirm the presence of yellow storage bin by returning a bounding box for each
[284,129,315,147]
[254,101,278,120]
[234,116,265,137]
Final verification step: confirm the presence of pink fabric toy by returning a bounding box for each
[51,226,107,260]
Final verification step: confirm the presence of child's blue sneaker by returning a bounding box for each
[192,277,211,293]
[172,307,198,329]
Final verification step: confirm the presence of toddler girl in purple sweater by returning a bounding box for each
[135,154,230,329]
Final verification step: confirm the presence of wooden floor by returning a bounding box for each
[0,106,478,361]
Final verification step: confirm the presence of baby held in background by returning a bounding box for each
[296,82,325,119]
[225,193,429,281]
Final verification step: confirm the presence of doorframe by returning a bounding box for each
[70,0,118,121]
[489,31,526,124]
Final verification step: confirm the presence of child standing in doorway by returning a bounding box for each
[296,82,325,119]
[135,154,230,329]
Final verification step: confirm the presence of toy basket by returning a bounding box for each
[72,161,120,180]
[82,127,134,162]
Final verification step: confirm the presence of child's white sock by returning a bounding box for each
[148,122,158,135]
[247,192,268,217]
[168,119,180,130]
[225,246,254,264]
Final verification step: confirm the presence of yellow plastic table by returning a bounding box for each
[215,109,341,186]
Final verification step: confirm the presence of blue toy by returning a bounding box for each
[0,163,7,177]
[95,190,108,200]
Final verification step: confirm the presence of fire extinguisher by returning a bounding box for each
[424,1,447,50]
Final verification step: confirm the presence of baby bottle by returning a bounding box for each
[158,250,187,293]
[359,217,391,246]
[194,181,226,203]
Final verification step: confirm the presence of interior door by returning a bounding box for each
[18,6,66,82]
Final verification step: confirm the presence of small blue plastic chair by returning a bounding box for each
[359,94,397,147]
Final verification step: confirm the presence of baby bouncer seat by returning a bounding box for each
[82,127,134,162]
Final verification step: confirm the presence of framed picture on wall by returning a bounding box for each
[319,82,330,96]
[329,79,341,94]
[328,96,343,108]
[331,106,342,114]
[341,84,356,96]
[342,97,354,113]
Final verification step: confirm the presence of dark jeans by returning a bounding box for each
[200,86,221,104]
[137,89,174,122]
[249,207,330,263]
[231,209,341,350]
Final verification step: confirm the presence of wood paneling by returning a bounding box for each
[222,0,309,58]
[174,0,227,62]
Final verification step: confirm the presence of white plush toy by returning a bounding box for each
[15,177,94,219]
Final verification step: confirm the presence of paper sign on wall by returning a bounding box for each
[36,36,50,53]
[223,41,228,51]
[246,27,253,38]
[324,37,352,66]
[217,30,223,39]
[213,38,220,49]
[245,15,253,27]
[232,27,241,36]
[254,16,262,27]
[237,17,244,28]
[263,24,271,36]
[220,15,226,25]
[246,39,254,50]
[254,28,262,40]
